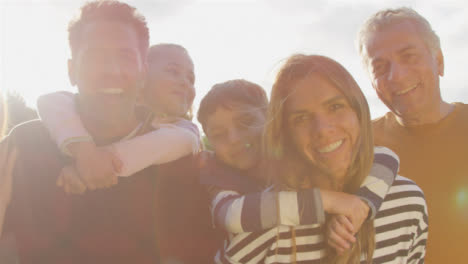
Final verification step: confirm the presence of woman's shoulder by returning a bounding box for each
[392,175,424,193]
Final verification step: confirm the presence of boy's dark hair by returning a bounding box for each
[68,0,149,58]
[197,79,268,133]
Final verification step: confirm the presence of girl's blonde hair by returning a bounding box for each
[264,54,375,263]
[146,43,195,120]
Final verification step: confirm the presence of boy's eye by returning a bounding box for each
[238,116,256,127]
[293,114,309,125]
[330,103,344,112]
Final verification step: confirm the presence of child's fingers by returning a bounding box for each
[111,153,123,174]
[328,231,350,252]
[62,166,87,194]
[327,224,351,250]
[327,239,346,255]
[336,215,356,241]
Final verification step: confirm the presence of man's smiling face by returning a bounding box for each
[364,20,444,121]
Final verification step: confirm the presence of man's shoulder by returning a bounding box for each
[453,102,468,119]
[9,119,46,136]
[7,119,54,149]
[372,112,399,145]
[454,102,468,108]
[372,112,396,128]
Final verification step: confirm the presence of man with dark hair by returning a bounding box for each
[0,1,160,263]
[358,7,468,263]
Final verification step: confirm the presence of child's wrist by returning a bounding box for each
[320,189,333,213]
[60,136,95,157]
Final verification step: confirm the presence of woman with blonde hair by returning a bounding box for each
[260,54,428,263]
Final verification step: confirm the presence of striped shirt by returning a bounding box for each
[209,147,399,235]
[217,176,428,263]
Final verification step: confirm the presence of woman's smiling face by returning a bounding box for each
[285,73,360,183]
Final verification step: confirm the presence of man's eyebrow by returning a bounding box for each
[397,45,418,54]
[370,45,418,64]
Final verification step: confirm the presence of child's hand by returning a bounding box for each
[321,190,370,234]
[326,214,356,255]
[66,141,122,190]
[57,165,87,194]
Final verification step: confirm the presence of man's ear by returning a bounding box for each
[436,49,444,77]
[68,58,76,86]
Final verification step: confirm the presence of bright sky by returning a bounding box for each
[1,0,467,121]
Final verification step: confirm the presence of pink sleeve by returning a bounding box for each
[109,122,201,177]
[38,92,201,176]
[37,91,91,155]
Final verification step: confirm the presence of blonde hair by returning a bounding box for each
[146,43,195,120]
[357,7,441,66]
[264,54,375,263]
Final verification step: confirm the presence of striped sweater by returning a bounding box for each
[205,147,402,263]
[216,176,427,264]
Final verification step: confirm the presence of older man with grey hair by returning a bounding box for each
[357,7,468,263]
